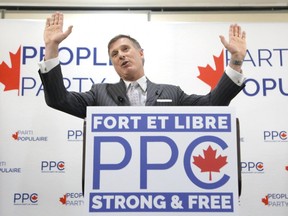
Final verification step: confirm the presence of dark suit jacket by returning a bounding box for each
[39,64,244,119]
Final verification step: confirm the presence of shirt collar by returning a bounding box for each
[123,76,147,92]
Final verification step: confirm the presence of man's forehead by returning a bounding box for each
[110,38,133,50]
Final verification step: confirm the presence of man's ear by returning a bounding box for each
[139,49,145,65]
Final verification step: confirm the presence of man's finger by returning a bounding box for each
[241,31,246,40]
[46,18,50,27]
[219,35,228,48]
[63,25,73,39]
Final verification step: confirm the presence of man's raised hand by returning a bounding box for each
[44,12,73,60]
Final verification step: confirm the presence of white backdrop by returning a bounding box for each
[0,18,287,216]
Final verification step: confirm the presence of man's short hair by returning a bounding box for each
[108,34,142,54]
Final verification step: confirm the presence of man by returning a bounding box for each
[38,12,247,119]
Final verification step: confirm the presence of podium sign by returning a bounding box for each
[85,107,239,215]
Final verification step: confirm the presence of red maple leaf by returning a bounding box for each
[257,163,264,170]
[58,163,65,169]
[193,145,227,181]
[280,132,287,139]
[262,195,269,205]
[59,194,67,205]
[12,132,19,140]
[285,166,288,171]
[197,49,224,90]
[0,46,21,94]
[31,194,38,201]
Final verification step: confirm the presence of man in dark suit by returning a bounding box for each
[39,12,247,119]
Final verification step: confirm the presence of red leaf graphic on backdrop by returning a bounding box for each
[59,194,67,205]
[280,132,287,139]
[193,145,227,181]
[262,195,269,205]
[58,162,65,169]
[31,194,38,201]
[197,50,224,90]
[12,132,19,140]
[0,46,21,94]
[257,163,264,170]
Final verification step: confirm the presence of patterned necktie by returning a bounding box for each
[127,82,141,106]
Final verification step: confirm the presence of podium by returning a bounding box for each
[83,107,240,215]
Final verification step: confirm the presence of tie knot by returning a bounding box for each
[128,82,140,92]
[130,82,138,88]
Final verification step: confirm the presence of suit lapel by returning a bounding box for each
[146,80,162,106]
[107,80,130,106]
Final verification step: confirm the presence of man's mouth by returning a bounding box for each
[121,61,129,67]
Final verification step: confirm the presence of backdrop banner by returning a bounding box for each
[0,19,287,216]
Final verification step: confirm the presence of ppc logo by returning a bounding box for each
[197,50,224,90]
[14,193,38,205]
[241,161,264,173]
[0,47,21,95]
[264,130,287,142]
[184,136,230,189]
[92,135,230,191]
[41,161,65,173]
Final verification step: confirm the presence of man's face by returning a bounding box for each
[109,38,144,81]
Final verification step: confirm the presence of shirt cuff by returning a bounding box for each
[225,65,246,86]
[38,57,60,74]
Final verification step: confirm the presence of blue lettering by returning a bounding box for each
[258,49,272,66]
[93,48,107,66]
[244,78,288,97]
[243,79,260,96]
[77,47,90,65]
[243,49,256,66]
[93,136,132,189]
[140,136,178,189]
[20,76,107,96]
[36,83,44,96]
[22,46,37,64]
[21,77,36,96]
[39,46,45,61]
[225,48,288,67]
[59,47,73,65]
[279,78,288,95]
[273,48,288,66]
[263,78,276,96]
[63,77,72,89]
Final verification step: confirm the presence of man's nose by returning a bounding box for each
[118,51,125,59]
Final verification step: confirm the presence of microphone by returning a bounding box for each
[118,96,124,103]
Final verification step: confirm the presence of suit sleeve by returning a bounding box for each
[210,72,245,105]
[179,72,245,106]
[38,64,95,119]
